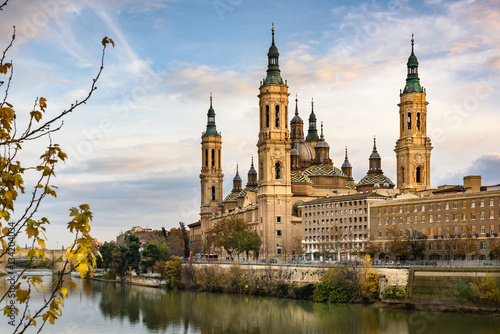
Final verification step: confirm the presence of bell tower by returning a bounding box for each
[395,36,432,192]
[257,26,292,258]
[200,94,223,229]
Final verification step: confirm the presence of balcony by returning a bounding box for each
[486,233,498,237]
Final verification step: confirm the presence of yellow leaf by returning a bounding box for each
[60,287,68,298]
[68,281,77,289]
[1,227,8,235]
[76,263,89,278]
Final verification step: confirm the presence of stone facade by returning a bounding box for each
[370,177,500,261]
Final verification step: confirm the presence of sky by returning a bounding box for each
[1,0,499,248]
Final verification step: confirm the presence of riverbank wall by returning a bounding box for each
[186,263,500,311]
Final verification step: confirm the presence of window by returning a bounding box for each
[490,199,494,206]
[429,215,433,223]
[429,204,433,211]
[471,212,476,220]
[462,213,467,220]
[416,112,421,130]
[275,105,280,127]
[471,201,476,208]
[414,206,417,212]
[204,149,208,167]
[480,200,484,207]
[462,201,467,209]
[437,215,441,222]
[416,167,421,183]
[445,215,449,222]
[277,248,282,254]
[265,105,270,127]
[275,163,281,179]
[211,186,216,201]
[481,226,485,234]
[276,216,281,223]
[407,112,412,130]
[437,203,441,210]
[453,202,458,209]
[421,205,425,212]
[445,203,449,210]
[453,214,458,221]
[481,212,485,220]
[490,211,495,219]
[422,216,426,223]
[211,149,215,167]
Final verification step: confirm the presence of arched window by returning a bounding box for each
[401,167,405,183]
[211,186,216,201]
[407,112,412,130]
[205,149,208,167]
[211,149,215,167]
[285,106,288,128]
[292,128,296,137]
[416,167,422,183]
[416,113,421,131]
[275,163,281,179]
[218,150,221,168]
[266,105,270,128]
[275,105,280,127]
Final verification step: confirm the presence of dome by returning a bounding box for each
[292,200,304,214]
[291,172,313,184]
[303,165,347,177]
[248,164,257,175]
[291,114,303,124]
[346,181,357,189]
[223,192,238,202]
[315,140,329,149]
[233,173,242,181]
[295,141,315,162]
[342,160,352,168]
[291,148,299,156]
[357,174,395,187]
[369,150,380,160]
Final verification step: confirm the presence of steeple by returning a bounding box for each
[203,93,219,137]
[341,146,353,181]
[368,136,382,175]
[263,24,283,85]
[403,34,423,94]
[247,156,258,187]
[232,163,242,193]
[290,95,304,142]
[305,98,319,142]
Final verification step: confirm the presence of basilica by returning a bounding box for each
[189,28,433,259]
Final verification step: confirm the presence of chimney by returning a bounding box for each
[463,175,481,193]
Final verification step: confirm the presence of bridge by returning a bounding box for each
[0,248,74,276]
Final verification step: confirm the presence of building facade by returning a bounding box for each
[371,176,500,261]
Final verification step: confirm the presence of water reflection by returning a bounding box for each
[2,273,500,334]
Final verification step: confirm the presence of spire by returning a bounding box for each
[368,136,382,175]
[403,34,423,94]
[291,94,303,124]
[246,156,257,187]
[342,146,352,168]
[263,24,283,85]
[203,93,219,137]
[320,122,324,140]
[295,95,299,116]
[305,98,319,141]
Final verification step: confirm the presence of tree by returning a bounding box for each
[359,234,382,260]
[98,241,118,269]
[206,215,247,260]
[405,230,425,261]
[386,226,407,261]
[291,235,305,260]
[235,230,261,260]
[141,243,162,272]
[0,3,113,331]
[124,240,141,274]
[166,227,186,257]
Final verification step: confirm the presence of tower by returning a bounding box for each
[314,122,331,165]
[305,99,319,148]
[369,136,382,175]
[395,36,432,192]
[246,157,258,188]
[200,95,223,229]
[257,26,292,258]
[232,164,242,193]
[342,147,353,181]
[290,95,304,142]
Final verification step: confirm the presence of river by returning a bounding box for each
[1,270,499,333]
